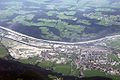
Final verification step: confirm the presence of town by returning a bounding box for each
[0,26,120,76]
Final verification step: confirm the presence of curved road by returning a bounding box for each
[0,26,120,45]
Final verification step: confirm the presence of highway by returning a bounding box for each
[0,26,120,47]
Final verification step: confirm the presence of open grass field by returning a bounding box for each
[0,43,8,58]
[83,69,120,80]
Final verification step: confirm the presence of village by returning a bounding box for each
[0,26,120,76]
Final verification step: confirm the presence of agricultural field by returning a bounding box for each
[19,58,80,76]
[0,0,120,42]
[0,43,8,58]
[83,69,120,80]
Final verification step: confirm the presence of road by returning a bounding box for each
[0,26,120,47]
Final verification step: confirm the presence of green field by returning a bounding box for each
[83,69,120,80]
[0,0,120,42]
[107,39,120,49]
[0,43,8,58]
[83,69,106,77]
[53,64,71,75]
[20,58,80,76]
